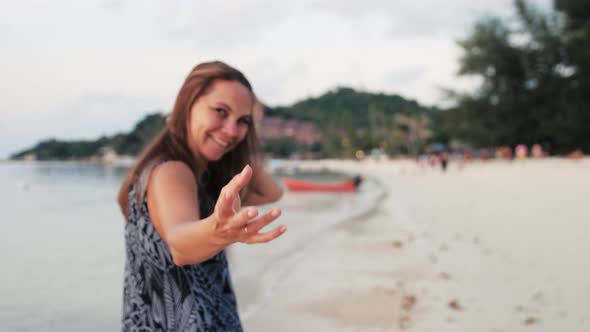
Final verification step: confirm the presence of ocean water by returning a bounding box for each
[0,161,381,331]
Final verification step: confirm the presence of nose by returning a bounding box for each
[222,121,239,139]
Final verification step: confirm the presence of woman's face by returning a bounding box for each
[188,80,253,162]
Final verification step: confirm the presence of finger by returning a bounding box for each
[243,225,287,244]
[215,165,251,218]
[215,165,252,218]
[230,207,258,228]
[244,208,282,234]
[224,165,253,200]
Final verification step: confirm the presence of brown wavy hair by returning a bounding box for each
[117,61,263,221]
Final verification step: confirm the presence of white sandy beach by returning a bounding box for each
[243,158,590,331]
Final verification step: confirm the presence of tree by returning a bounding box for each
[441,0,590,153]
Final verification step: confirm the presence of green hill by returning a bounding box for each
[11,113,166,160]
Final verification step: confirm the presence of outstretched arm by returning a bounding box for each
[147,162,286,266]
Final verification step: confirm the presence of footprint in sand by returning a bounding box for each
[448,299,462,311]
[392,240,404,249]
[398,295,417,330]
[438,272,452,280]
[401,295,417,311]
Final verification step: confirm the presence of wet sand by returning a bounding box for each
[243,158,590,331]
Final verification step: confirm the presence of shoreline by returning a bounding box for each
[231,173,387,323]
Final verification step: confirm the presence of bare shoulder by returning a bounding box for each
[147,161,199,209]
[149,161,194,187]
[147,160,201,238]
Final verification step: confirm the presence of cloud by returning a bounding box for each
[309,0,552,38]
[167,1,289,48]
[51,93,164,137]
[383,67,425,87]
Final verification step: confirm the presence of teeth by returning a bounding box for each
[211,136,228,147]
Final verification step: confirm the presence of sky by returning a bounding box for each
[0,0,552,158]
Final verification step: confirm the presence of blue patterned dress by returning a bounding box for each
[122,167,242,331]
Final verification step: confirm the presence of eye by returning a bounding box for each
[238,116,252,126]
[214,108,227,117]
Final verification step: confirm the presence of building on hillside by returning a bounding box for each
[258,116,321,144]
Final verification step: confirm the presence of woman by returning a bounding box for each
[118,61,285,331]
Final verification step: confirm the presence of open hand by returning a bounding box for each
[213,165,286,245]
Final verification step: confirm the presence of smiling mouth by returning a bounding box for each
[210,135,229,148]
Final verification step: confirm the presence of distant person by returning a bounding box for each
[503,146,513,160]
[429,153,440,168]
[494,147,503,159]
[479,149,489,161]
[568,149,584,160]
[351,174,364,187]
[440,152,449,172]
[531,144,544,158]
[515,144,528,159]
[495,146,513,160]
[463,150,473,162]
[117,61,285,331]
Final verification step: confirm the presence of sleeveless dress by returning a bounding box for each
[122,164,243,331]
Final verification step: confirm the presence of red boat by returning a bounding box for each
[281,177,361,192]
